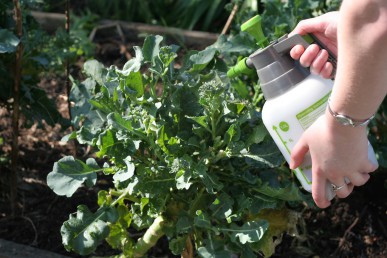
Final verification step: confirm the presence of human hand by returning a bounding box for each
[289,113,378,208]
[289,12,339,79]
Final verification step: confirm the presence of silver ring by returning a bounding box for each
[331,183,346,192]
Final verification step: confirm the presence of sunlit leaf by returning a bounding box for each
[142,35,163,64]
[226,220,269,244]
[61,205,118,255]
[0,29,19,53]
[47,156,100,197]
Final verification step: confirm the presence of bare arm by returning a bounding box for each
[331,0,387,120]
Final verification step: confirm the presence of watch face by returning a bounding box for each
[335,114,353,126]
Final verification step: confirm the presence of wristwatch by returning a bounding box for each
[327,98,375,127]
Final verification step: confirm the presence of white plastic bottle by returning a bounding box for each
[261,74,332,193]
[246,35,378,200]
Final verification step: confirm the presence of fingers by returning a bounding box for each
[290,44,333,78]
[289,137,309,170]
[312,170,331,208]
[346,160,377,186]
[329,177,353,199]
[319,62,334,79]
[314,166,373,208]
[348,172,370,186]
[290,45,305,60]
[310,49,330,75]
[299,44,320,67]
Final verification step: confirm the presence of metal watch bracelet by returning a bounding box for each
[327,98,375,127]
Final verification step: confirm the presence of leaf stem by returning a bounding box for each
[150,74,160,99]
[189,187,206,216]
[109,189,140,204]
[211,113,217,141]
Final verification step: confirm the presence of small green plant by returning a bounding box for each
[0,1,72,127]
[47,34,307,257]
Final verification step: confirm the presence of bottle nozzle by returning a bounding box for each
[227,57,254,78]
[227,15,269,79]
[241,15,269,48]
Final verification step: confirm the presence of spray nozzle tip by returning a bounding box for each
[241,15,268,48]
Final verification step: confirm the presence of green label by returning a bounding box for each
[296,92,331,130]
[279,121,289,132]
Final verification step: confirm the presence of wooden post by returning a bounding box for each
[11,0,23,215]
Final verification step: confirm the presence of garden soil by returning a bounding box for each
[1,35,386,258]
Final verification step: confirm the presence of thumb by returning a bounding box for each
[289,136,309,169]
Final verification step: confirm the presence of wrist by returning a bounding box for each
[324,107,368,135]
[326,97,375,128]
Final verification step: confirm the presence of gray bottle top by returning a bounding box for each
[248,35,311,100]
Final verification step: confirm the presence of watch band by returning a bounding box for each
[327,98,375,127]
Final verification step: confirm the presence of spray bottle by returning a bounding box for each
[228,15,378,200]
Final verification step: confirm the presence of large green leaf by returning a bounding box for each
[70,77,105,132]
[194,210,212,230]
[119,46,144,76]
[125,71,144,97]
[195,163,223,194]
[0,29,20,53]
[250,209,290,257]
[142,35,163,64]
[169,236,188,255]
[61,205,118,255]
[210,193,234,220]
[186,115,211,133]
[256,182,302,202]
[226,220,269,244]
[197,238,232,258]
[106,205,134,251]
[21,85,69,127]
[47,156,100,197]
[189,48,217,72]
[241,142,284,168]
[83,59,106,86]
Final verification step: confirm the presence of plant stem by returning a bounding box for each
[133,215,167,257]
[109,189,140,203]
[10,0,22,216]
[211,112,217,141]
[64,0,77,157]
[189,187,206,216]
[150,74,159,99]
[181,235,194,258]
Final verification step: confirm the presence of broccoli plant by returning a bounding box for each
[47,34,308,257]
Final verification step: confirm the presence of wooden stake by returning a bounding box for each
[221,3,239,35]
[11,0,23,216]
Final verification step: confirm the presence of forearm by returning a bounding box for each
[330,0,387,120]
